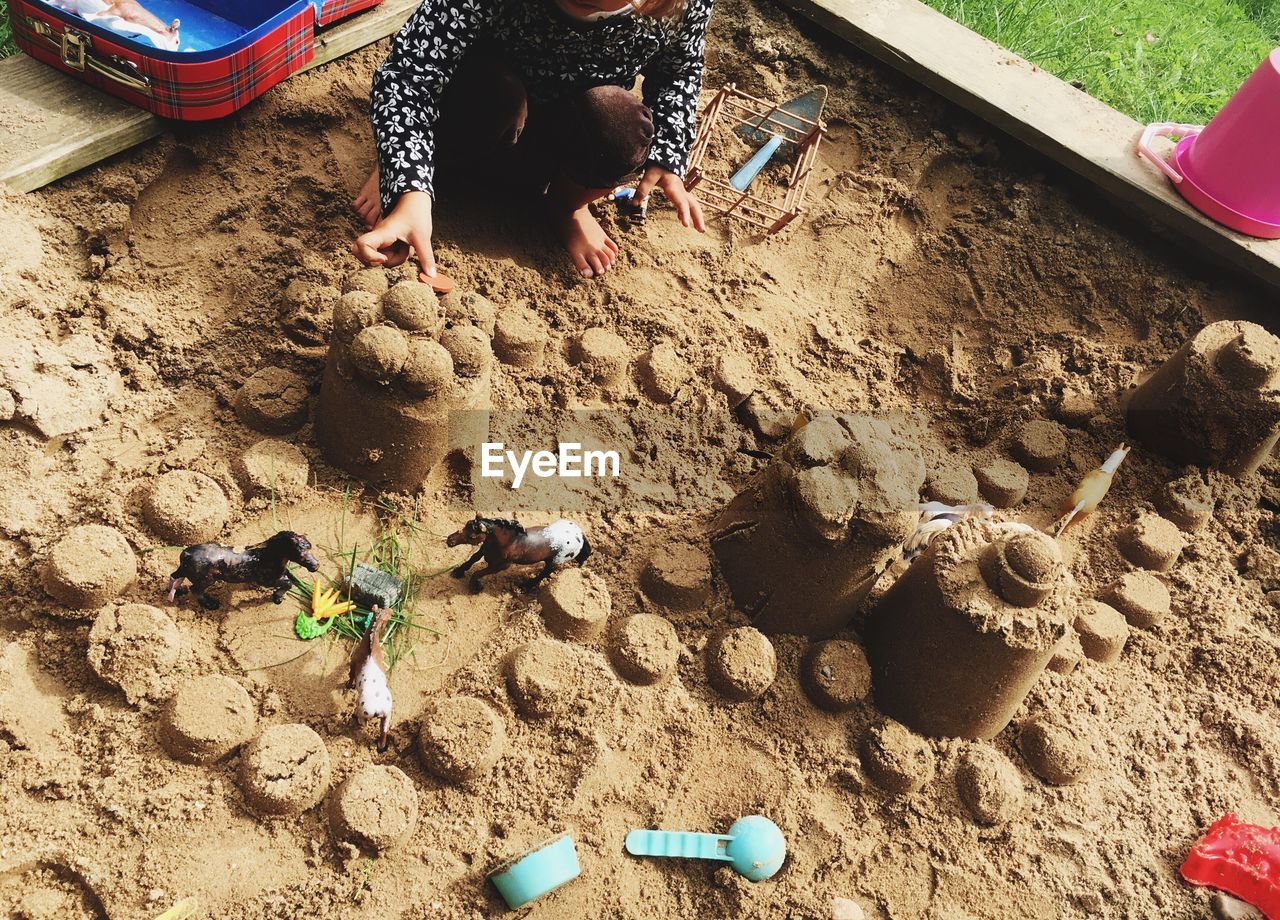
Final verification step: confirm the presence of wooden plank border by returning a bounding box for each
[0,0,417,194]
[774,0,1280,290]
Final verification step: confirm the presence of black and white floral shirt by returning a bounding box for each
[371,0,714,212]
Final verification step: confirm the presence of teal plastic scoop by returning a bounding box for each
[624,815,786,882]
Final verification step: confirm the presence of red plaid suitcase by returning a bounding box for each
[9,0,384,121]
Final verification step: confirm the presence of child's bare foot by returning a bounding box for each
[556,204,619,278]
[354,168,381,229]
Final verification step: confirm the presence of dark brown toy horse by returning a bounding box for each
[166,531,319,610]
[446,516,591,592]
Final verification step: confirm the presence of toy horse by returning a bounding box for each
[51,0,180,51]
[446,515,591,592]
[349,606,394,752]
[166,531,319,610]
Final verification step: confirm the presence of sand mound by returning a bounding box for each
[328,764,419,852]
[607,614,680,685]
[955,747,1025,825]
[41,525,137,613]
[1018,717,1096,786]
[706,627,776,702]
[506,638,614,719]
[234,439,310,498]
[159,674,257,764]
[640,541,710,610]
[860,720,936,795]
[87,603,181,704]
[239,724,331,816]
[234,366,311,434]
[974,458,1029,508]
[417,696,506,784]
[800,639,871,712]
[142,470,230,544]
[538,567,611,641]
[1118,513,1186,572]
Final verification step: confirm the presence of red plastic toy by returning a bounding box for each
[1181,813,1280,919]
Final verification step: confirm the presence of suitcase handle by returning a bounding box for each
[25,18,154,96]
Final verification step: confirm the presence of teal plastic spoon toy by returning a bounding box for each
[624,815,786,881]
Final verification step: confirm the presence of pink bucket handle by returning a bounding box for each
[1137,123,1203,184]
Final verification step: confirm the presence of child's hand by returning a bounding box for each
[635,166,706,232]
[352,191,438,281]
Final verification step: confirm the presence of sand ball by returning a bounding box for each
[332,290,383,341]
[706,627,776,702]
[159,674,256,764]
[1018,717,1093,785]
[239,723,331,816]
[570,327,630,384]
[88,603,181,704]
[41,524,137,610]
[382,280,441,333]
[1105,571,1170,629]
[800,640,871,712]
[1047,631,1083,675]
[638,342,691,403]
[399,338,455,397]
[506,638,592,719]
[342,267,390,297]
[439,325,491,378]
[1011,420,1067,473]
[925,463,980,505]
[713,352,757,408]
[539,567,611,641]
[440,290,497,336]
[1158,475,1214,532]
[955,747,1024,825]
[350,325,410,385]
[234,439,309,498]
[328,764,419,852]
[974,458,1029,508]
[417,696,506,784]
[142,470,230,544]
[1074,600,1129,663]
[608,614,679,685]
[859,720,936,795]
[234,366,310,434]
[1118,513,1186,572]
[640,542,710,610]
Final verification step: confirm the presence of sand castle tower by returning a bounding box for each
[316,278,492,491]
[1126,320,1280,478]
[710,414,924,637]
[865,521,1071,740]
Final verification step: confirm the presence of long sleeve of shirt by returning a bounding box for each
[371,0,495,213]
[639,0,713,177]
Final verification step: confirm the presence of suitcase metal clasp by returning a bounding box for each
[60,29,88,71]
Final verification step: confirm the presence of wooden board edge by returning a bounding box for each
[774,0,1280,291]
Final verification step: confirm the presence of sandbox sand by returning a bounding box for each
[1,0,1279,916]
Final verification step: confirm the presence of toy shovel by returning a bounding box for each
[729,86,827,192]
[624,815,786,881]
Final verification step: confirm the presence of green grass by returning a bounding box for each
[1,1,13,59]
[923,0,1280,123]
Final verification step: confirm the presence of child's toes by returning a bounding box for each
[572,252,593,278]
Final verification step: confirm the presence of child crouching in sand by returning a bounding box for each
[352,0,711,280]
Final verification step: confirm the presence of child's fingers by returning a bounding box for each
[689,196,707,233]
[352,230,391,265]
[634,173,659,206]
[408,229,436,278]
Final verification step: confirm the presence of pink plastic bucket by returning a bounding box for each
[1138,49,1280,239]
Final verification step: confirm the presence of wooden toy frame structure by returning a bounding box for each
[685,84,827,234]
